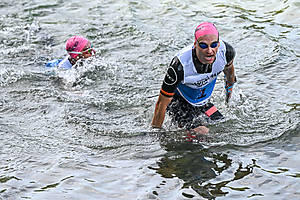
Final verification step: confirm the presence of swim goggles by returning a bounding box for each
[196,41,219,49]
[68,44,94,54]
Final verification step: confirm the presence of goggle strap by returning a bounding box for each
[68,48,93,54]
[68,51,83,54]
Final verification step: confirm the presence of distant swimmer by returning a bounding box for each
[46,35,96,69]
[151,22,237,135]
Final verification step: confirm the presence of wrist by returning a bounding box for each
[224,75,237,85]
[151,124,162,129]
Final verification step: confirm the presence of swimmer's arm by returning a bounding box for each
[223,41,236,84]
[151,94,173,128]
[223,62,236,84]
[223,62,236,103]
[152,56,182,128]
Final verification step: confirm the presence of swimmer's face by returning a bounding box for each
[194,34,219,64]
[77,42,95,59]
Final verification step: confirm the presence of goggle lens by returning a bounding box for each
[198,42,218,49]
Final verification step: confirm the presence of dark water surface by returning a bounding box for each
[0,0,299,199]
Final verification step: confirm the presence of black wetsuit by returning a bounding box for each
[160,41,235,129]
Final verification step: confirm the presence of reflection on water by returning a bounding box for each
[152,140,258,199]
[152,123,300,199]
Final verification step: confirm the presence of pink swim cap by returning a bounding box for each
[195,22,219,41]
[66,36,89,59]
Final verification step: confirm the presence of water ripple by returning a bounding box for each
[0,0,299,199]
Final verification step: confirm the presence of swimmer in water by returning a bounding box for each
[46,35,95,69]
[151,22,237,135]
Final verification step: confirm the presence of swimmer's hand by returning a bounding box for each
[191,126,209,134]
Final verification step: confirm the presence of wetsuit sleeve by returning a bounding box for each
[224,41,236,66]
[160,57,184,97]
